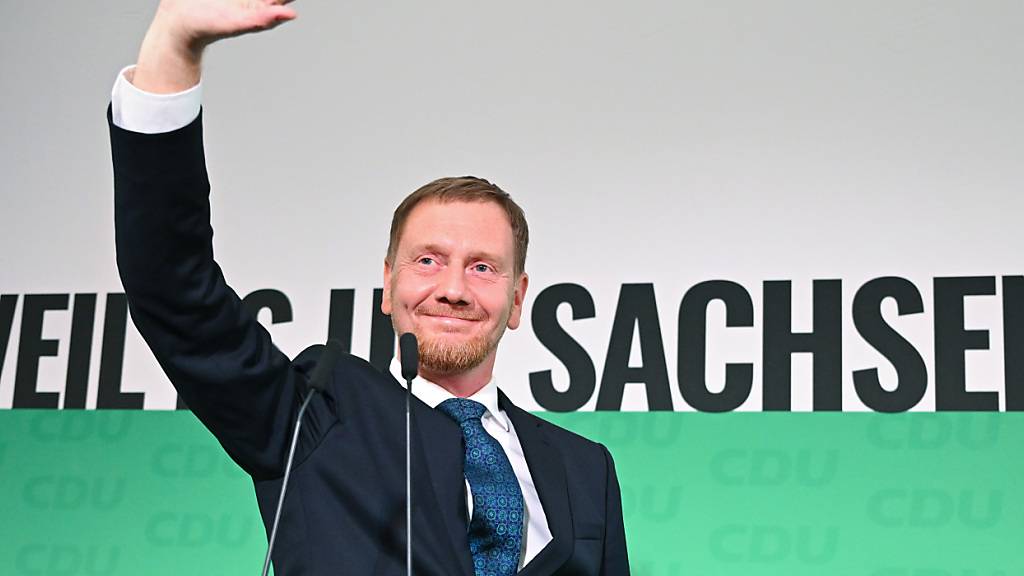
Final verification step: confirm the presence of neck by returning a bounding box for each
[420,353,497,398]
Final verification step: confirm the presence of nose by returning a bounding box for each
[435,263,470,305]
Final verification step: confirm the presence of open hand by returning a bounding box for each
[155,0,298,50]
[132,0,298,93]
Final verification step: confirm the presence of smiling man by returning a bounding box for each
[108,1,628,575]
[383,180,531,393]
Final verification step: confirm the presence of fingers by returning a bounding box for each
[244,5,297,31]
[265,5,297,21]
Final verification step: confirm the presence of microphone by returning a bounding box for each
[261,339,344,576]
[399,332,418,576]
[400,332,418,381]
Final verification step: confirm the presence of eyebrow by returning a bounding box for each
[412,243,509,268]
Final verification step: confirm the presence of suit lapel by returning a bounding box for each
[404,380,476,576]
[499,391,574,575]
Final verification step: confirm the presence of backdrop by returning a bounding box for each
[1,1,1021,573]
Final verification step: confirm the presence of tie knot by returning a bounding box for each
[436,398,487,424]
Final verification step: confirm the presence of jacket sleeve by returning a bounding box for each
[109,106,328,480]
[600,444,630,575]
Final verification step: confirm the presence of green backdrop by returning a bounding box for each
[1,411,1019,575]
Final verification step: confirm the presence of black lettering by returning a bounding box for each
[1005,276,1024,411]
[241,289,293,325]
[529,283,596,412]
[763,280,842,411]
[13,294,68,408]
[678,280,754,412]
[97,293,143,409]
[64,294,97,409]
[326,289,355,353]
[0,294,17,382]
[369,288,395,371]
[597,284,672,411]
[934,277,998,411]
[852,277,927,412]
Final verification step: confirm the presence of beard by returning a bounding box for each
[417,330,496,375]
[396,302,508,376]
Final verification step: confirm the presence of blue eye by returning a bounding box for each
[473,264,492,273]
[418,257,435,266]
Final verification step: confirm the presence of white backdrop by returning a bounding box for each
[2,1,1022,411]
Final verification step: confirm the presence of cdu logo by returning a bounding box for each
[709,524,839,564]
[150,443,242,479]
[866,489,1003,528]
[144,511,256,548]
[709,449,839,487]
[866,414,1001,450]
[14,544,121,576]
[21,475,126,511]
[28,412,132,443]
[587,414,685,448]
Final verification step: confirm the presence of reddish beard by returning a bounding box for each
[417,331,494,375]
[410,304,502,375]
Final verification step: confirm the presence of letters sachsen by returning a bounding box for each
[529,276,1024,412]
[3,276,1022,411]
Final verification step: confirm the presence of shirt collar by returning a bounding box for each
[388,358,509,432]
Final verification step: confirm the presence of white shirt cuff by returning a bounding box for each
[110,65,202,134]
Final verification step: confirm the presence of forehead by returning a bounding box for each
[398,199,515,260]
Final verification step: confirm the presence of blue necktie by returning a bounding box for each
[436,398,524,576]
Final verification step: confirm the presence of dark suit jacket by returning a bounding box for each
[109,107,629,575]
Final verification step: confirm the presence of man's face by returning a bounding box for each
[382,199,528,376]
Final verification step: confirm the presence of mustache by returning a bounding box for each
[415,304,485,321]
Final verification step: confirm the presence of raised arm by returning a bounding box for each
[111,0,324,481]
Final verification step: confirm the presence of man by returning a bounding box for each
[109,1,628,574]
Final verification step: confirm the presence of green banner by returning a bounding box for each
[1,411,1020,575]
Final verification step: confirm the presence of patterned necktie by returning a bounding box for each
[436,398,524,576]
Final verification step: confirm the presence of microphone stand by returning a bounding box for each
[406,377,412,576]
[260,340,344,576]
[399,333,419,576]
[261,391,316,576]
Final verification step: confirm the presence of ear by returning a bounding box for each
[381,259,393,315]
[506,272,529,330]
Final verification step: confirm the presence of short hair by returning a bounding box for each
[386,176,529,276]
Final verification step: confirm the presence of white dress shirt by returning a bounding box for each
[109,65,553,569]
[387,359,552,569]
